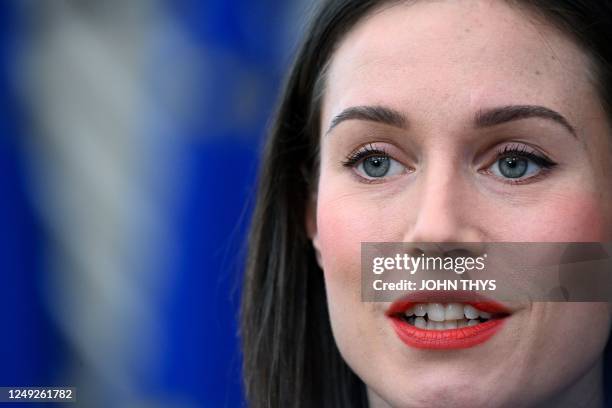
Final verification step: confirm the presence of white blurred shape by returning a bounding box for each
[16,0,200,406]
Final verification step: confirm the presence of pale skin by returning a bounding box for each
[306,1,612,407]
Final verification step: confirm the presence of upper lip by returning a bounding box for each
[385,290,512,317]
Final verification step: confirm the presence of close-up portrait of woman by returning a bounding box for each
[241,0,612,407]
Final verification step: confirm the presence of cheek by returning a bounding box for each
[315,191,390,369]
[515,193,611,241]
[316,196,366,281]
[315,187,408,275]
[315,189,390,325]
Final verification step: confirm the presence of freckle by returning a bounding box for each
[464,28,471,33]
[535,70,541,75]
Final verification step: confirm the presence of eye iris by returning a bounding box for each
[499,156,527,178]
[363,156,390,177]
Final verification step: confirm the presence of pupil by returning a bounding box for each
[499,156,527,178]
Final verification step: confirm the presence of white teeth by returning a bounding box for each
[463,305,479,320]
[444,320,458,329]
[404,303,497,329]
[479,310,492,319]
[445,303,464,320]
[414,304,427,317]
[404,306,415,317]
[427,303,446,322]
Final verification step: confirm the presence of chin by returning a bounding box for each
[373,379,510,408]
[362,358,529,408]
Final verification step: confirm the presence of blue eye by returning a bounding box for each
[356,155,405,178]
[492,156,531,178]
[342,144,408,180]
[487,147,556,181]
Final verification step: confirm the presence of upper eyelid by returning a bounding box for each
[492,141,555,159]
[352,148,389,159]
[342,144,391,165]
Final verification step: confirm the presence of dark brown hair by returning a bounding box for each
[240,1,612,407]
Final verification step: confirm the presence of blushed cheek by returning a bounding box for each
[316,200,367,282]
[518,194,612,242]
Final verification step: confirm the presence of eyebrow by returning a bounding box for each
[326,105,407,134]
[474,105,577,138]
[326,104,577,138]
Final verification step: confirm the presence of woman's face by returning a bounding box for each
[307,1,612,407]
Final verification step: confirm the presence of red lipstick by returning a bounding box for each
[386,291,511,350]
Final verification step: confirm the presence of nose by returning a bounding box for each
[403,161,484,244]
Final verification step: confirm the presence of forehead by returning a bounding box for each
[321,0,595,134]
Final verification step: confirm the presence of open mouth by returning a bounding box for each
[386,294,511,349]
[398,303,504,330]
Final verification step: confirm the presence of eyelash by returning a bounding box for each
[341,143,389,168]
[340,143,558,185]
[494,144,555,167]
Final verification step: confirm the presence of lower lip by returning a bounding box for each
[388,317,507,349]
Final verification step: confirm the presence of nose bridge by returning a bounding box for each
[404,158,481,243]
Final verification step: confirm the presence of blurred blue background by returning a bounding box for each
[0,1,310,406]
